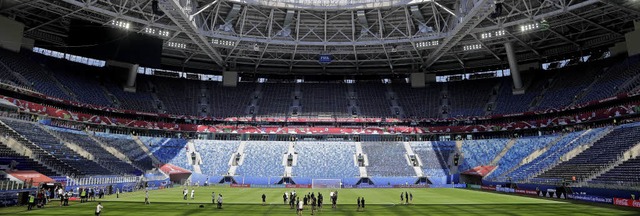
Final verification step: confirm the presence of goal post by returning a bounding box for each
[312,179,342,189]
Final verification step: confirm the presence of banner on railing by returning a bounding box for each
[567,194,613,204]
[230,184,251,188]
[613,198,640,208]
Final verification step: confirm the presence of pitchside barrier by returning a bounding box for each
[228,183,465,189]
[470,183,640,208]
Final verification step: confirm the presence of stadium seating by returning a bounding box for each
[486,135,558,180]
[256,83,294,117]
[137,136,190,171]
[361,142,414,177]
[504,128,608,181]
[235,141,288,177]
[44,60,113,106]
[204,82,254,117]
[293,141,360,178]
[299,83,349,117]
[1,119,113,176]
[578,55,640,103]
[459,138,510,172]
[536,123,640,181]
[535,65,600,110]
[447,79,496,117]
[391,83,441,118]
[94,133,155,171]
[410,141,455,177]
[0,142,58,176]
[591,156,640,184]
[354,83,392,117]
[47,127,141,175]
[192,140,239,176]
[146,76,199,115]
[0,49,73,100]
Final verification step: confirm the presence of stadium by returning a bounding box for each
[0,0,639,215]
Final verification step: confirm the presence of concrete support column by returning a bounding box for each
[126,64,139,87]
[504,42,522,89]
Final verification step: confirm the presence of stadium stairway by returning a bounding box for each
[0,119,71,175]
[227,141,246,176]
[560,127,614,162]
[490,138,517,166]
[131,135,162,165]
[578,140,640,186]
[284,142,296,177]
[186,141,203,174]
[403,142,424,177]
[85,132,134,165]
[39,125,96,161]
[355,142,368,177]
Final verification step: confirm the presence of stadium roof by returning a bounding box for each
[1,0,639,75]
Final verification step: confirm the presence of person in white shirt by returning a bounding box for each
[217,194,223,209]
[190,189,195,200]
[144,190,150,204]
[183,188,188,200]
[297,199,304,216]
[95,202,103,216]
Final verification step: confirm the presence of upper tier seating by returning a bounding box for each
[257,84,294,117]
[44,60,113,106]
[535,65,600,110]
[578,55,640,103]
[236,141,288,177]
[299,83,349,117]
[354,83,392,117]
[493,74,549,114]
[361,142,414,177]
[192,140,239,176]
[447,79,496,117]
[147,76,199,116]
[105,80,156,113]
[392,83,441,118]
[0,49,72,100]
[208,82,255,117]
[294,142,360,178]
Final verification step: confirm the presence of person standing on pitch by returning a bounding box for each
[357,197,361,211]
[410,192,413,204]
[283,192,288,204]
[183,188,188,200]
[144,190,150,205]
[217,194,223,209]
[405,191,409,204]
[297,198,304,216]
[190,189,195,200]
[211,192,216,204]
[361,197,365,211]
[95,202,103,216]
[262,194,266,206]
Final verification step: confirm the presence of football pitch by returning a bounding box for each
[1,186,639,215]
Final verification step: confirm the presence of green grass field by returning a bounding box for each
[1,186,638,215]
